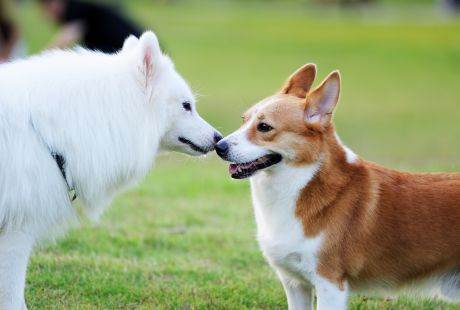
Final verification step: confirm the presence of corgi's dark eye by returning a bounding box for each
[257,122,273,133]
[182,101,192,111]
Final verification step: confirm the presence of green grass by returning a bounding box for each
[17,0,460,308]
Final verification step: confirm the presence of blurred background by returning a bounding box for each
[1,0,459,308]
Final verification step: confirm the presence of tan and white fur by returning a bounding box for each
[215,64,460,309]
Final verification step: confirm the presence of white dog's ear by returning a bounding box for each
[305,70,340,126]
[281,63,317,98]
[137,31,162,84]
[122,35,139,52]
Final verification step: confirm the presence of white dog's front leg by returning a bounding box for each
[315,277,348,310]
[277,271,314,310]
[0,232,34,310]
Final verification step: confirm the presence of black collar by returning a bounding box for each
[51,152,76,202]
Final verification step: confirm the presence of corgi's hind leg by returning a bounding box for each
[440,267,460,301]
[0,232,34,310]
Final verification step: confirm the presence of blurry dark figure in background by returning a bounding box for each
[38,0,142,53]
[314,0,375,6]
[443,0,460,12]
[0,0,25,63]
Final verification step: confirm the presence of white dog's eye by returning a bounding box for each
[182,101,192,111]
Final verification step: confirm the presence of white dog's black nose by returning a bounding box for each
[214,132,223,144]
[215,140,229,158]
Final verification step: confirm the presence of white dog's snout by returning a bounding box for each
[178,115,221,154]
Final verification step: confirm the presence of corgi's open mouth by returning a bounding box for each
[229,153,282,179]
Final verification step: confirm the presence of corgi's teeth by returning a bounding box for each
[237,166,242,173]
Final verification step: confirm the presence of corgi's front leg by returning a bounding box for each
[277,270,314,310]
[315,277,348,310]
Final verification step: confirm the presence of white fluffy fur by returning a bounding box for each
[0,31,219,309]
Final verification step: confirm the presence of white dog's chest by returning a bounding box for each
[250,163,323,284]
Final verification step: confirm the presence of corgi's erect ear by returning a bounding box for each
[122,35,139,52]
[137,31,162,84]
[305,70,341,126]
[281,63,317,98]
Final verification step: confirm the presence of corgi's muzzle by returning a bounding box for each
[215,140,282,179]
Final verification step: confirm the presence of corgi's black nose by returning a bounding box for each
[214,132,223,144]
[215,140,229,158]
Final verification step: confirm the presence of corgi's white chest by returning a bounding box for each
[250,162,322,284]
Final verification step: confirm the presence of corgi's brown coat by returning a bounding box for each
[295,130,460,289]
[220,63,460,307]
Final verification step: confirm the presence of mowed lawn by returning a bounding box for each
[19,1,460,308]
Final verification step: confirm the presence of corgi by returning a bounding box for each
[215,64,460,309]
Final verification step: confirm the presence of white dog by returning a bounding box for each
[0,31,221,309]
